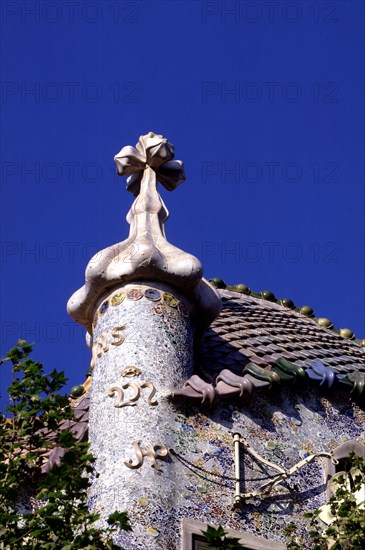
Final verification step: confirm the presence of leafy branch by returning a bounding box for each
[0,340,130,549]
[286,452,365,549]
[201,525,246,549]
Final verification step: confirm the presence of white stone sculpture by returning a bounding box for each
[67,132,221,333]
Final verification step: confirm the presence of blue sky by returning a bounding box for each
[0,0,364,396]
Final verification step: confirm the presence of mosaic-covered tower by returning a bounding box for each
[66,132,365,550]
[67,132,221,549]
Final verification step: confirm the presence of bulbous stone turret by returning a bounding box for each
[67,133,221,549]
[67,132,221,332]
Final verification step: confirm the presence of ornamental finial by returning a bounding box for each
[114,132,185,195]
[67,132,221,332]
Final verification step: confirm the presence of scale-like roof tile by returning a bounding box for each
[198,289,365,378]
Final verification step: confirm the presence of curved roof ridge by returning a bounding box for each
[210,278,364,345]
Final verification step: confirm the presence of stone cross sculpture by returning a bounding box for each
[67,132,221,549]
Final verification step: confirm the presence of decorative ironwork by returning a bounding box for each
[232,433,335,506]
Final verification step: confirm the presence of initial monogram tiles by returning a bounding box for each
[90,284,194,480]
[108,380,158,408]
[122,366,141,377]
[124,441,169,471]
[111,326,126,346]
[89,327,126,370]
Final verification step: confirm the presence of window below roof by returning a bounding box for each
[324,440,365,499]
[318,440,365,527]
[181,519,285,550]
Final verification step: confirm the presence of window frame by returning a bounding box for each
[181,518,286,550]
[324,440,365,499]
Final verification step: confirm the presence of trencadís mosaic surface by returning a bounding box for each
[67,285,364,549]
[109,388,364,549]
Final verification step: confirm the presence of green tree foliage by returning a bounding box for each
[201,525,245,549]
[286,453,365,550]
[0,341,130,549]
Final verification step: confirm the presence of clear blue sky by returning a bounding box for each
[1,0,364,396]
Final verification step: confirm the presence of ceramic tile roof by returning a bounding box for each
[199,288,365,378]
[39,392,90,473]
